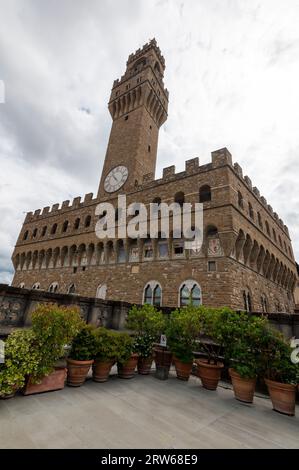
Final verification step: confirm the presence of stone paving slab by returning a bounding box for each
[0,370,298,449]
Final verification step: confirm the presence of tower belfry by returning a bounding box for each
[98,39,169,198]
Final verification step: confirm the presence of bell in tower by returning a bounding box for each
[98,39,169,198]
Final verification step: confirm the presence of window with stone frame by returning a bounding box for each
[68,283,76,294]
[173,240,184,256]
[144,241,153,259]
[179,280,201,307]
[143,281,162,306]
[243,289,252,312]
[199,185,211,203]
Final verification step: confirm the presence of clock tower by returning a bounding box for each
[98,39,169,198]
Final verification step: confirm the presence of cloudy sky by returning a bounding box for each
[1,0,299,283]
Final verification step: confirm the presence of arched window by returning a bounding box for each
[23,230,29,241]
[85,215,91,228]
[19,282,25,289]
[257,212,263,229]
[143,281,162,306]
[272,229,277,242]
[199,185,211,203]
[32,282,40,290]
[152,197,161,204]
[62,220,69,233]
[174,191,185,207]
[265,221,270,236]
[248,202,254,220]
[179,280,201,307]
[68,284,76,294]
[51,223,57,235]
[238,191,244,209]
[74,218,80,230]
[278,235,282,248]
[48,282,59,293]
[261,294,268,313]
[32,228,38,239]
[96,284,107,300]
[207,225,218,238]
[41,226,47,237]
[243,289,252,312]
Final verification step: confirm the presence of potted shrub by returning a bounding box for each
[117,332,138,379]
[23,303,83,395]
[0,329,40,399]
[166,306,201,381]
[67,325,97,387]
[222,310,267,403]
[92,327,119,382]
[195,307,226,390]
[126,304,165,375]
[260,326,299,416]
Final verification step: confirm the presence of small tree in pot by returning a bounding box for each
[25,303,83,394]
[67,325,97,387]
[92,327,120,382]
[126,304,165,374]
[166,306,201,381]
[0,329,40,398]
[117,332,137,379]
[195,307,228,390]
[221,310,267,403]
[260,326,299,416]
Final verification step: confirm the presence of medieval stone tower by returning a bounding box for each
[10,40,298,313]
[98,39,168,198]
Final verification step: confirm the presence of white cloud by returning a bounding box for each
[1,0,299,284]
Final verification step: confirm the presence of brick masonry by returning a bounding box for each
[11,40,298,313]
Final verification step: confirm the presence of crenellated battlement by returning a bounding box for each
[127,38,165,68]
[23,147,289,237]
[231,160,289,234]
[24,192,98,223]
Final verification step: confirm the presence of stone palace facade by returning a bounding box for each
[11,40,298,312]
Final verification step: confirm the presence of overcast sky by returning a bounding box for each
[1,0,299,284]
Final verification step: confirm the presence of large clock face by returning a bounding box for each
[104,165,128,193]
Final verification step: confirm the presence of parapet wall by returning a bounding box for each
[0,284,298,339]
[23,147,289,235]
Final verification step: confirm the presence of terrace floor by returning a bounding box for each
[0,367,298,449]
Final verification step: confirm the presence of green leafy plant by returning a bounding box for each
[93,327,120,362]
[116,332,134,365]
[69,325,97,361]
[126,304,166,358]
[31,303,83,379]
[259,325,299,385]
[220,310,267,378]
[165,305,202,363]
[195,306,229,364]
[0,329,40,397]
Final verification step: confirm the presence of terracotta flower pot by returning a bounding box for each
[92,359,115,382]
[66,358,94,387]
[117,353,139,379]
[137,356,153,375]
[23,367,67,395]
[229,368,256,403]
[265,378,296,416]
[173,357,193,381]
[196,358,224,390]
